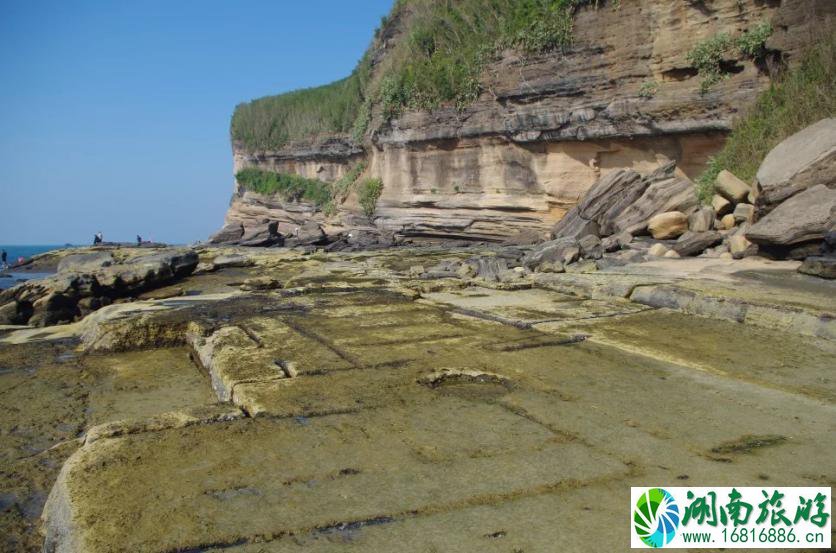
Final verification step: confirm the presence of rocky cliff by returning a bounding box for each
[216,0,834,245]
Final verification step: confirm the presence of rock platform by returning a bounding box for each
[0,246,833,552]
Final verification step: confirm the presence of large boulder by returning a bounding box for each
[798,256,836,279]
[578,234,603,260]
[552,170,642,239]
[647,211,688,239]
[688,207,715,233]
[746,185,836,247]
[715,170,751,203]
[756,118,836,210]
[523,237,580,270]
[673,231,723,257]
[285,222,327,247]
[551,163,679,240]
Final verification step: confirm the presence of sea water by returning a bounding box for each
[0,245,69,290]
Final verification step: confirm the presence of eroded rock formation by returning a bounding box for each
[0,248,198,327]
[216,0,835,244]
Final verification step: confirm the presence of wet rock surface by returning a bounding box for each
[0,245,833,552]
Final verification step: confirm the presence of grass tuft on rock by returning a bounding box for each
[696,30,836,202]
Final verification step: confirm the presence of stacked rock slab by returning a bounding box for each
[755,118,836,211]
[747,185,836,259]
[744,119,836,267]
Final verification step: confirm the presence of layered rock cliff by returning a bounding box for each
[216,0,834,244]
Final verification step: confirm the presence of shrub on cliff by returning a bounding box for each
[358,178,384,218]
[236,168,332,207]
[332,161,367,202]
[687,21,773,94]
[696,30,835,201]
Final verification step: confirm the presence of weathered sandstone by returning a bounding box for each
[217,1,835,243]
[648,211,688,240]
[756,117,836,210]
[747,184,836,247]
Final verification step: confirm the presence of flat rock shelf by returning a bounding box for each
[0,245,833,552]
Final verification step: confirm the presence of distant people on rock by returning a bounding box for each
[137,235,143,245]
[93,232,103,245]
[1,249,7,270]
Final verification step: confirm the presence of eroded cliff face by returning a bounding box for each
[226,140,363,236]
[221,0,834,243]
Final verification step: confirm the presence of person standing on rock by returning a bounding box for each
[1,249,7,270]
[93,231,103,245]
[137,235,143,246]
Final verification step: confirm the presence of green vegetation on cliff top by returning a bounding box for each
[231,0,595,151]
[697,31,836,201]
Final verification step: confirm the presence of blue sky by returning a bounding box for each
[0,0,392,245]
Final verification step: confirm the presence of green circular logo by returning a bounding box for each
[634,488,680,548]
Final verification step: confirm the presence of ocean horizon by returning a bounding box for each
[0,245,69,290]
[0,244,73,264]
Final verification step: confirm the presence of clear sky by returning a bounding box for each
[0,0,392,245]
